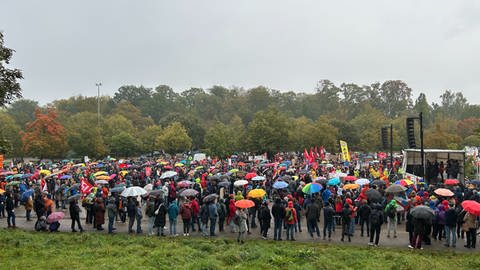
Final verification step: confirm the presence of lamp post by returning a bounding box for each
[96,82,102,125]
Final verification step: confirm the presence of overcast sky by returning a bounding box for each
[2,0,480,105]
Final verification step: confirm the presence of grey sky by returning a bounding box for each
[2,0,480,105]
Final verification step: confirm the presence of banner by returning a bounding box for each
[0,154,3,169]
[339,140,351,162]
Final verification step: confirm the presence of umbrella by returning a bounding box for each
[6,181,20,186]
[47,212,65,223]
[218,181,230,188]
[96,175,110,180]
[147,189,164,197]
[237,162,246,167]
[410,205,435,220]
[344,175,357,182]
[234,180,248,187]
[247,189,266,199]
[21,189,34,202]
[245,172,257,180]
[444,179,459,185]
[144,184,153,192]
[160,171,177,179]
[21,174,33,179]
[434,188,454,197]
[343,183,359,190]
[60,175,72,180]
[396,179,413,187]
[0,188,5,194]
[327,177,340,186]
[121,186,147,197]
[302,183,322,194]
[371,180,386,187]
[366,189,382,202]
[109,174,117,180]
[68,194,82,202]
[177,180,193,188]
[470,180,480,186]
[94,171,108,177]
[110,186,125,193]
[229,169,239,173]
[385,184,407,193]
[208,175,221,182]
[235,199,255,209]
[195,166,204,170]
[13,174,23,178]
[338,173,347,178]
[326,164,334,168]
[0,171,14,176]
[461,200,480,216]
[281,175,293,182]
[273,181,288,189]
[174,163,184,167]
[180,189,199,197]
[251,175,266,181]
[355,178,370,186]
[95,180,108,185]
[39,170,51,175]
[203,193,219,203]
[119,170,129,176]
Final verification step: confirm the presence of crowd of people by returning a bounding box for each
[0,153,479,249]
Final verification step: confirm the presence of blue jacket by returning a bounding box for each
[168,202,179,220]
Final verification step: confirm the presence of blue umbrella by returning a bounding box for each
[60,175,72,180]
[322,189,332,202]
[273,181,288,189]
[21,174,33,179]
[21,189,34,202]
[327,177,340,186]
[110,186,125,193]
[470,180,480,186]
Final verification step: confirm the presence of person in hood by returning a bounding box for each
[180,200,192,236]
[368,203,384,246]
[385,200,398,238]
[258,201,272,239]
[285,201,297,241]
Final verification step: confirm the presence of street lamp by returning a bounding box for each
[96,82,102,125]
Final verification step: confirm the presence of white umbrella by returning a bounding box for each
[355,178,370,186]
[144,183,153,192]
[234,180,248,187]
[95,180,108,185]
[121,186,147,197]
[338,173,347,178]
[251,176,266,181]
[160,171,177,179]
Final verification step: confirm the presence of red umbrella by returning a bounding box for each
[119,163,128,169]
[444,179,459,185]
[245,172,257,180]
[434,188,454,197]
[462,200,480,216]
[237,162,246,167]
[344,175,357,182]
[235,199,255,209]
[47,211,65,223]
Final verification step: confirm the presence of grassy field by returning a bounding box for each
[0,229,478,270]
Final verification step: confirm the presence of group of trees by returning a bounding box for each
[1,81,480,159]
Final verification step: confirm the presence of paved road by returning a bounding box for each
[0,205,475,252]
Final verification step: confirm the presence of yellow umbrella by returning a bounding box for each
[119,170,129,176]
[174,163,184,167]
[40,170,51,175]
[96,175,110,180]
[0,189,5,194]
[247,189,266,199]
[94,171,108,177]
[343,183,359,190]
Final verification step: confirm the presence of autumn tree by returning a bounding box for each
[21,108,68,158]
[156,122,192,155]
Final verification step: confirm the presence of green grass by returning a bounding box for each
[0,229,478,270]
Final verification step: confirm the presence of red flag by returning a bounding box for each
[314,146,319,159]
[303,148,310,161]
[80,178,93,195]
[309,148,315,162]
[320,146,325,160]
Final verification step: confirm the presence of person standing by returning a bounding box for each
[305,198,321,238]
[145,197,156,235]
[127,197,136,233]
[385,200,398,238]
[236,208,248,244]
[95,197,105,231]
[323,202,335,240]
[272,198,285,241]
[168,199,179,236]
[106,197,117,234]
[341,203,352,242]
[444,202,457,247]
[135,200,143,234]
[368,203,384,246]
[217,199,227,232]
[409,217,427,249]
[208,200,218,237]
[199,203,209,236]
[154,198,167,236]
[190,197,200,232]
[258,201,272,239]
[180,200,192,236]
[5,192,15,228]
[463,212,477,249]
[69,199,84,232]
[25,195,33,221]
[285,201,297,241]
[358,200,371,237]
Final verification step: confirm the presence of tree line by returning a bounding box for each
[1,80,479,159]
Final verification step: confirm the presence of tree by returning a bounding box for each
[349,105,387,151]
[113,85,152,107]
[436,90,468,119]
[6,99,39,128]
[0,112,22,156]
[378,80,413,118]
[111,100,154,129]
[21,108,68,158]
[64,112,107,158]
[204,122,237,158]
[159,113,205,149]
[413,93,433,127]
[0,32,23,106]
[139,125,162,155]
[156,122,192,155]
[246,107,290,156]
[110,131,139,157]
[424,118,461,149]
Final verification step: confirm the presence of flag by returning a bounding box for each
[303,149,310,162]
[309,148,314,162]
[339,140,351,162]
[320,146,325,160]
[80,178,93,195]
[314,146,319,159]
[42,180,48,192]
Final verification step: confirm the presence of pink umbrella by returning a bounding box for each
[47,211,65,223]
[109,174,117,180]
[245,172,257,180]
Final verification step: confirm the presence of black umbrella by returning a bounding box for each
[365,189,382,202]
[218,181,230,188]
[385,184,407,193]
[148,189,164,197]
[203,193,219,203]
[371,180,386,187]
[68,194,82,202]
[410,205,435,220]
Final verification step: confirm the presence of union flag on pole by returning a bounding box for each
[80,178,93,195]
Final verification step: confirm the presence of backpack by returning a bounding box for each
[387,205,396,219]
[285,208,294,222]
[370,209,382,225]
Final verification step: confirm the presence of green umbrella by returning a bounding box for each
[13,174,23,178]
[6,181,20,186]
